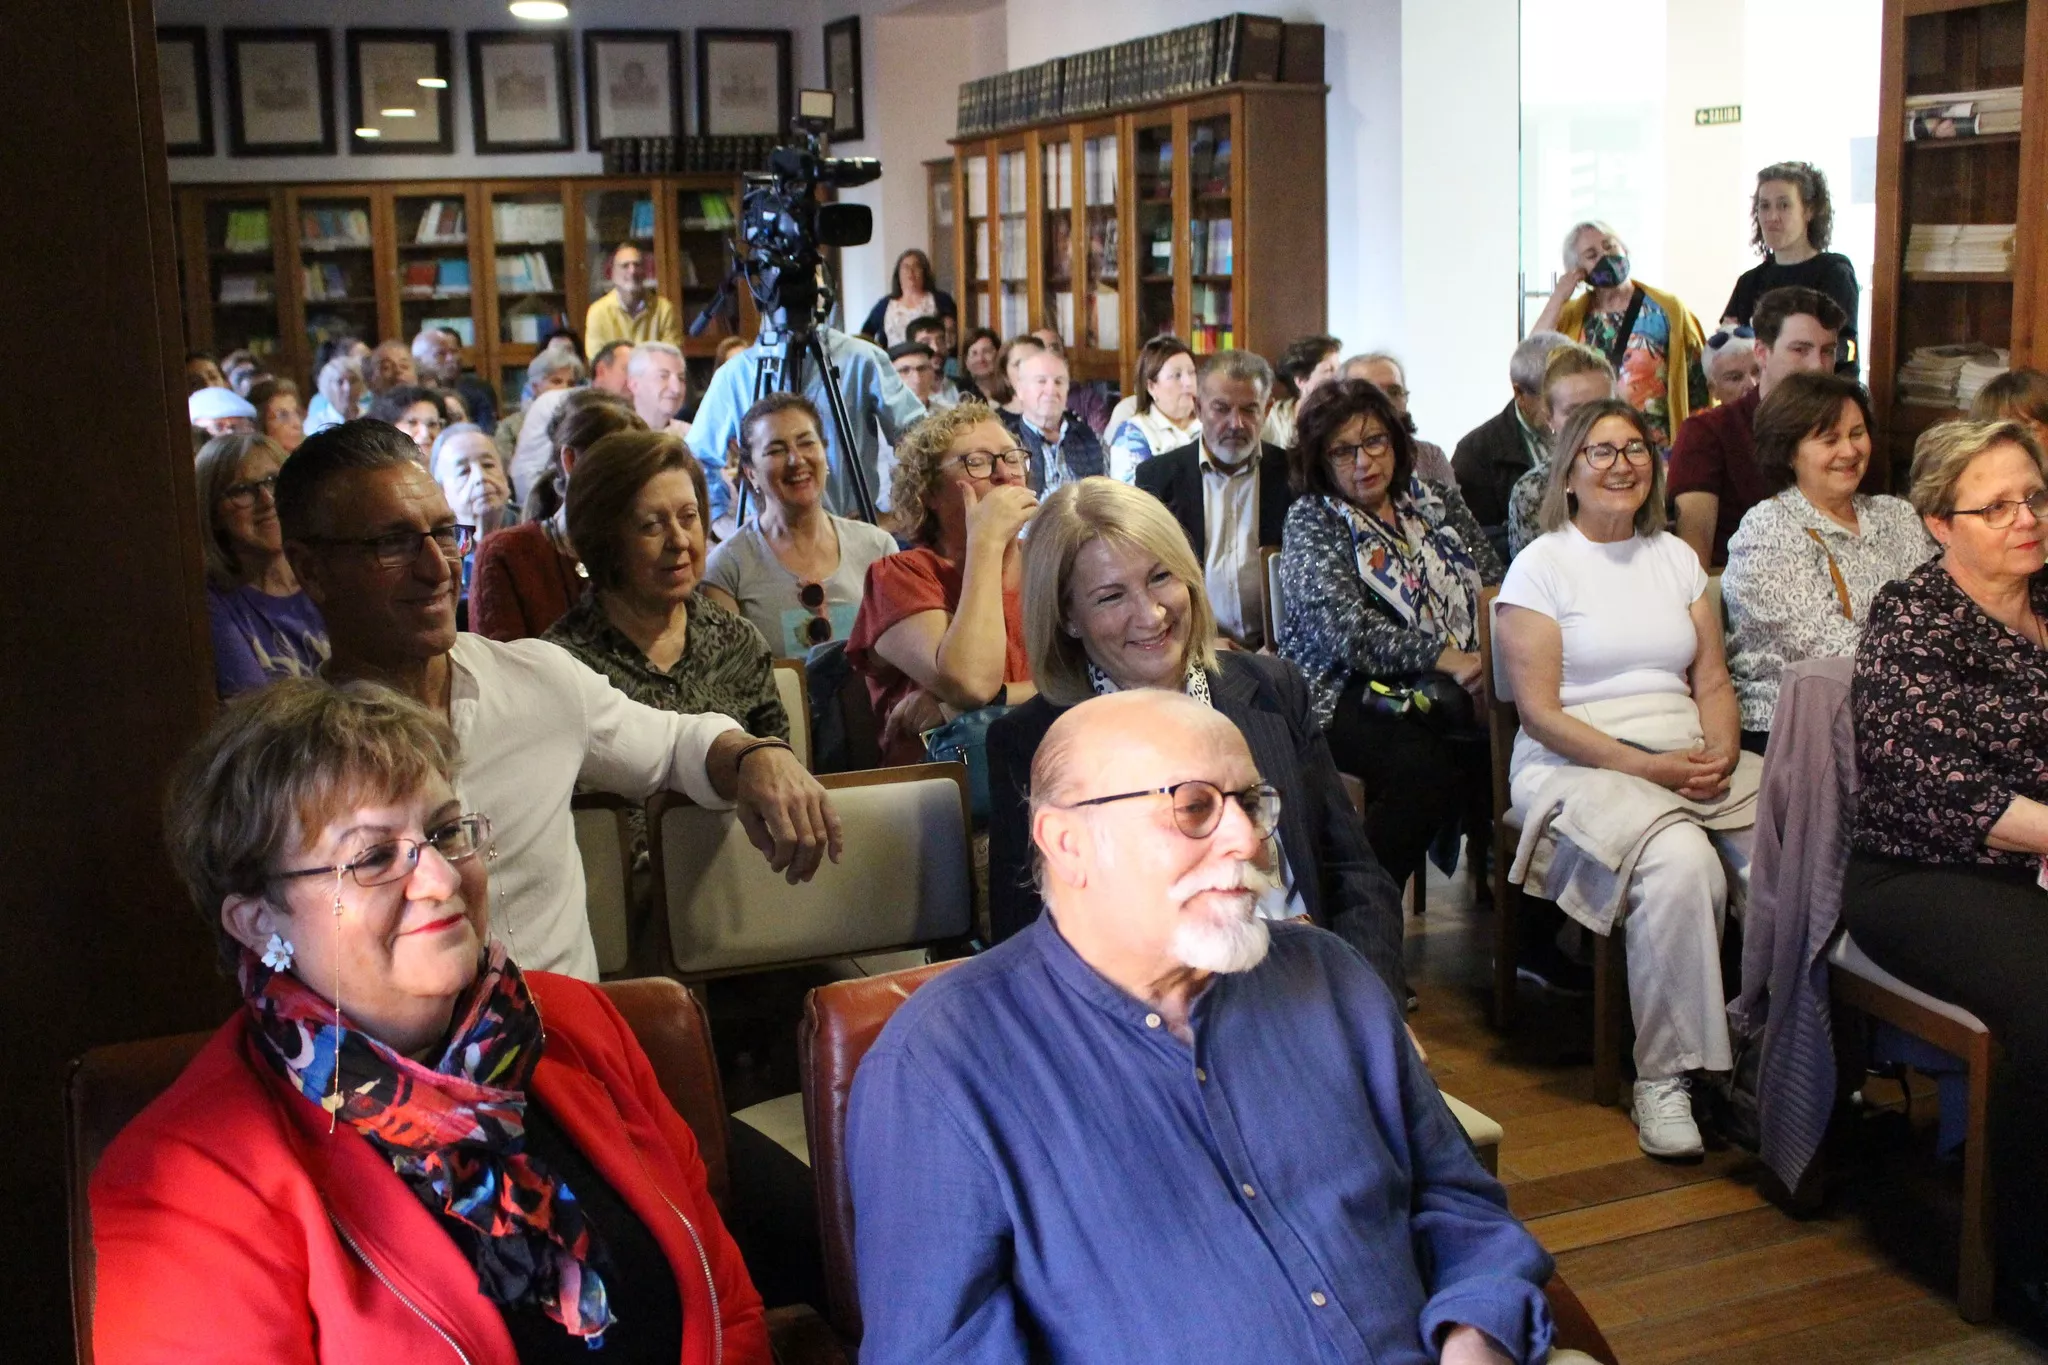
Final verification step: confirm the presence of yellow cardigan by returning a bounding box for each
[1556,281,1706,432]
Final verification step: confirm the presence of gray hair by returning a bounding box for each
[428,422,487,484]
[628,341,686,376]
[528,346,586,388]
[1561,219,1622,270]
[1509,332,1572,394]
[1908,418,2048,519]
[1198,349,1273,399]
[316,355,363,406]
[1342,351,1403,382]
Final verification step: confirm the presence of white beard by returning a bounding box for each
[1168,867,1272,974]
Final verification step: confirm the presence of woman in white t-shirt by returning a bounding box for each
[701,393,900,658]
[1495,398,1750,1163]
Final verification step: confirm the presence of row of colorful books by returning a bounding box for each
[412,200,466,245]
[956,14,1307,138]
[599,135,780,175]
[299,207,371,250]
[401,258,472,298]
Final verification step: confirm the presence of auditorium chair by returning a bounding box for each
[64,977,842,1364]
[798,961,1619,1362]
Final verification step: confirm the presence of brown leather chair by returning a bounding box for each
[800,961,1620,1364]
[65,977,838,1365]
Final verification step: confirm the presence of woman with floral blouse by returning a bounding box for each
[1721,372,1934,749]
[1846,418,2048,1328]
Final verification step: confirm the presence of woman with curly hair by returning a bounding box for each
[846,401,1039,763]
[1721,161,1860,377]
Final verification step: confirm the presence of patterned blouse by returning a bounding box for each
[1277,480,1504,729]
[543,592,789,743]
[1722,490,1935,731]
[1851,558,2048,866]
[1580,296,1708,452]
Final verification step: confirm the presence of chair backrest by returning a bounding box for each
[799,959,961,1342]
[1262,545,1286,644]
[653,763,975,978]
[572,792,637,976]
[63,976,723,1365]
[804,640,882,774]
[1478,587,1519,823]
[774,658,814,770]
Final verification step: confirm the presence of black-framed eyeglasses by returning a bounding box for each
[1327,434,1394,468]
[947,448,1029,478]
[309,524,477,570]
[1578,439,1654,470]
[1951,489,2048,530]
[1063,780,1281,840]
[274,813,492,889]
[221,473,280,507]
[1706,325,1755,349]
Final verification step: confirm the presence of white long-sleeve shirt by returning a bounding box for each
[449,633,741,979]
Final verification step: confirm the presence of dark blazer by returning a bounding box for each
[1135,439,1296,560]
[998,407,1106,488]
[1451,398,1533,540]
[984,652,1408,997]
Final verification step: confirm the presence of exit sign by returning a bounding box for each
[1695,105,1742,126]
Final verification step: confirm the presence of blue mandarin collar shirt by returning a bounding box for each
[846,918,1554,1365]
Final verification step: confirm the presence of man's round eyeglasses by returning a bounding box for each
[309,524,477,569]
[1063,780,1282,841]
[274,814,492,889]
[1578,440,1654,470]
[1952,489,2048,529]
[222,473,280,507]
[948,448,1029,478]
[1327,435,1394,468]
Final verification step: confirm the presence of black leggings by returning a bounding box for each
[1843,853,2048,1282]
[1323,681,1491,891]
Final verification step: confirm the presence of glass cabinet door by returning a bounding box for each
[393,191,478,356]
[1133,119,1177,344]
[488,187,569,396]
[674,183,740,344]
[294,193,378,364]
[583,184,657,306]
[996,146,1029,337]
[206,196,282,363]
[1187,113,1235,355]
[1041,138,1076,349]
[1080,128,1121,357]
[963,152,990,330]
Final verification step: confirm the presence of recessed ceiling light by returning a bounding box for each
[508,1,569,19]
[380,107,418,118]
[416,77,449,89]
[356,127,382,138]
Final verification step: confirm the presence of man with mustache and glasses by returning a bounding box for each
[847,690,1556,1365]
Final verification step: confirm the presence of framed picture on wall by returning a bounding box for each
[346,29,453,154]
[584,30,682,148]
[468,31,574,154]
[823,17,863,143]
[224,28,335,157]
[157,27,215,157]
[695,29,791,138]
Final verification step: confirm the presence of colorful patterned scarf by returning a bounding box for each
[1329,481,1483,654]
[241,941,617,1341]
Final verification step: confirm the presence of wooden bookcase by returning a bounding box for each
[176,173,759,399]
[1870,0,2048,482]
[950,81,1327,387]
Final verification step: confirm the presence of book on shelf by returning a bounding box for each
[299,206,371,249]
[494,250,557,294]
[218,274,272,304]
[1216,14,1285,84]
[503,311,562,345]
[1904,87,2022,141]
[414,200,466,244]
[628,199,656,240]
[300,262,350,301]
[491,201,565,245]
[221,208,271,254]
[436,259,470,295]
[420,316,475,346]
[401,260,437,297]
[1904,222,2014,274]
[678,191,736,230]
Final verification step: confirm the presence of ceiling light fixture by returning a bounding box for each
[508,1,569,20]
[356,127,382,138]
[380,107,418,117]
[416,77,449,89]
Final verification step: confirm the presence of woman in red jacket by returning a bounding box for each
[91,677,769,1364]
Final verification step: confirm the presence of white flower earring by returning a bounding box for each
[261,933,295,971]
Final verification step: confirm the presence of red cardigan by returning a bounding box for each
[90,972,770,1365]
[471,521,585,642]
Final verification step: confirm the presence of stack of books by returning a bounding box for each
[413,200,466,244]
[299,207,371,249]
[1904,223,2014,275]
[677,192,737,230]
[221,208,270,254]
[217,274,272,304]
[1898,343,2007,408]
[1905,87,2022,140]
[1958,352,2011,407]
[300,263,350,300]
[491,202,564,246]
[494,250,557,294]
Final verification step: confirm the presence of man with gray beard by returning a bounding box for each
[846,690,1557,1365]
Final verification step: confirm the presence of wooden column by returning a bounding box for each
[0,0,231,1355]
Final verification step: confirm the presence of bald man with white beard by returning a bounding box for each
[847,691,1558,1365]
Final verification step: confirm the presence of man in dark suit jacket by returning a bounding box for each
[1135,351,1295,648]
[1451,331,1571,557]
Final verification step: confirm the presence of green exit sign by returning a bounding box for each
[1695,104,1742,126]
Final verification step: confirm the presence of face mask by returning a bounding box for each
[1586,253,1630,289]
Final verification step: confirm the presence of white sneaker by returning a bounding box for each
[1633,1076,1704,1159]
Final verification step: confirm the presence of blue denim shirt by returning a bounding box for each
[847,918,1555,1365]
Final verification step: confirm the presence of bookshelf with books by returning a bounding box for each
[994,140,1033,341]
[484,184,571,398]
[1871,0,2048,484]
[284,189,380,374]
[181,188,288,365]
[953,73,1323,390]
[671,182,753,350]
[392,187,485,364]
[581,184,658,311]
[959,151,992,333]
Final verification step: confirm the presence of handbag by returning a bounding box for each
[1357,670,1478,737]
[924,704,1012,823]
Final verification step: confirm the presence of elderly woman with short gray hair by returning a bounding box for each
[984,476,1406,997]
[1844,419,2048,1323]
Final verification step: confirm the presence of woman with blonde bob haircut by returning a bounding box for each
[983,476,1407,997]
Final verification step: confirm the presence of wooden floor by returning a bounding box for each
[1405,862,2047,1365]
